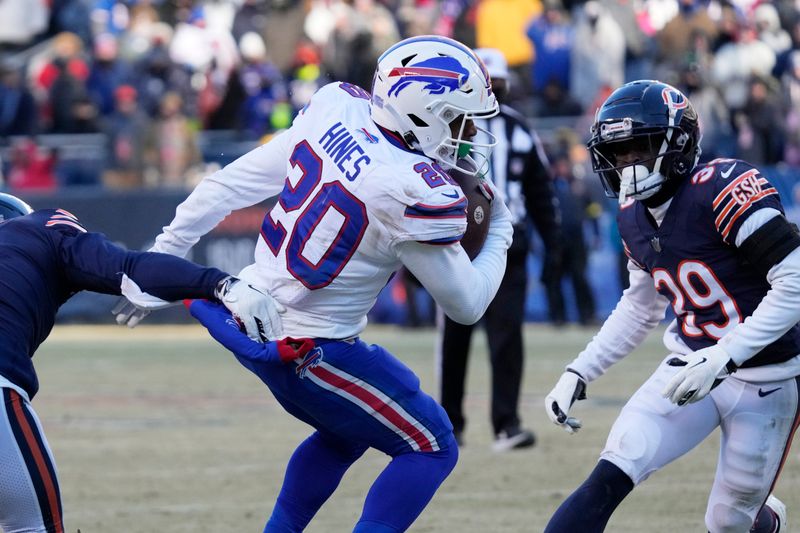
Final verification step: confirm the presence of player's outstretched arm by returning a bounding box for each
[54,225,285,340]
[566,262,668,383]
[398,188,514,325]
[186,300,313,375]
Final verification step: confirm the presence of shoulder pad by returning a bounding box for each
[691,159,781,242]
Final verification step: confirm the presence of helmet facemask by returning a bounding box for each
[436,107,497,176]
[589,121,697,204]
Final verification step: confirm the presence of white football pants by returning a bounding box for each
[0,387,63,532]
[601,355,800,533]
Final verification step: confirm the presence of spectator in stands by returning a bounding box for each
[754,2,792,56]
[735,74,785,166]
[237,32,289,138]
[7,138,58,192]
[773,16,800,79]
[526,0,573,97]
[134,26,193,118]
[655,0,717,71]
[34,32,89,97]
[286,41,329,115]
[48,57,98,134]
[0,61,38,137]
[782,51,800,166]
[544,150,600,327]
[680,63,733,160]
[569,1,625,111]
[475,0,542,97]
[711,19,776,115]
[117,1,163,62]
[144,91,199,187]
[87,33,133,116]
[102,85,148,189]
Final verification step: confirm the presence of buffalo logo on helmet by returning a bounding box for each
[387,56,469,97]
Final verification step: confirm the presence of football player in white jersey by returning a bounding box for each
[120,36,513,531]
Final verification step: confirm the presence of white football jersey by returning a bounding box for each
[246,82,468,339]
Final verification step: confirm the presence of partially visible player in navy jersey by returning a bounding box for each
[0,193,283,533]
[543,81,798,532]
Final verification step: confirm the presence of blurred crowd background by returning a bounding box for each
[2,0,800,325]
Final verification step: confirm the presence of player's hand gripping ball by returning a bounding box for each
[450,169,493,259]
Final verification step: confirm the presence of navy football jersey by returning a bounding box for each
[618,159,800,368]
[0,209,227,398]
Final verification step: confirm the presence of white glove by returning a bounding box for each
[113,274,179,328]
[215,276,285,342]
[661,344,737,406]
[544,370,587,434]
[112,298,151,328]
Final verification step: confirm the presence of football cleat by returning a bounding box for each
[765,494,787,532]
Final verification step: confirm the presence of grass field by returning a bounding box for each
[33,323,800,532]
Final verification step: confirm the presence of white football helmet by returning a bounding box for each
[370,35,499,175]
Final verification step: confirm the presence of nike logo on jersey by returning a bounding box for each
[758,387,782,397]
[720,162,737,179]
[442,190,460,199]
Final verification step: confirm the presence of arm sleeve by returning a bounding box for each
[151,129,294,256]
[567,261,669,382]
[396,197,513,324]
[59,230,227,301]
[714,208,800,365]
[521,130,561,249]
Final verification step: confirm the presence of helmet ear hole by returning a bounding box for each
[408,114,428,127]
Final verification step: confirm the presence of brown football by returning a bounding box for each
[450,169,491,260]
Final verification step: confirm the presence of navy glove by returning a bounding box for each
[186,300,313,364]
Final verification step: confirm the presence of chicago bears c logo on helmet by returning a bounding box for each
[387,56,469,97]
[661,86,688,117]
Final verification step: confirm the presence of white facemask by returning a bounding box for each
[618,164,665,204]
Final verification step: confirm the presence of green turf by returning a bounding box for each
[31,324,800,532]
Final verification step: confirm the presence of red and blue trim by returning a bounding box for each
[418,235,464,246]
[303,360,440,452]
[404,198,467,220]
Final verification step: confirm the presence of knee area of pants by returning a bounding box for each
[706,502,754,533]
[602,415,663,484]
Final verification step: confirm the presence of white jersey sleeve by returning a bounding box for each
[567,260,669,382]
[364,168,467,247]
[151,129,293,257]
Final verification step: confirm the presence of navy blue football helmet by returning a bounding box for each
[587,80,700,204]
[0,193,33,222]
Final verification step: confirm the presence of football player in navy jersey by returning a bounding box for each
[0,193,283,533]
[543,80,798,532]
